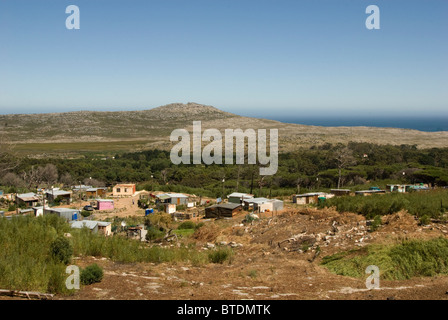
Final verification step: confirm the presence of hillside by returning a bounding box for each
[1,102,447,155]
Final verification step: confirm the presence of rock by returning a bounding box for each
[206,243,215,249]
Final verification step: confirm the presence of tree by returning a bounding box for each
[41,164,59,187]
[60,172,74,187]
[334,146,357,189]
[1,172,25,188]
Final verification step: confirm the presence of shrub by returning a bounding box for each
[195,222,205,230]
[80,264,103,285]
[178,221,196,230]
[145,226,166,241]
[50,236,73,265]
[419,215,431,226]
[81,210,91,218]
[208,248,233,264]
[370,215,382,232]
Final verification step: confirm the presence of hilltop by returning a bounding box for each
[1,102,447,155]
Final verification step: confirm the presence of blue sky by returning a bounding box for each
[0,0,447,118]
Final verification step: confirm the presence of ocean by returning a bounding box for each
[267,117,448,132]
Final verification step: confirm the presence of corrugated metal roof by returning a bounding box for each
[208,203,242,210]
[227,193,254,199]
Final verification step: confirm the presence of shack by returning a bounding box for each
[96,199,114,211]
[156,193,189,205]
[44,208,79,221]
[227,192,254,204]
[16,193,40,208]
[293,192,334,205]
[46,189,72,205]
[355,190,386,196]
[330,189,351,196]
[86,188,108,198]
[205,203,242,218]
[69,220,112,236]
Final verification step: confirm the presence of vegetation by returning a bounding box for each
[1,143,447,200]
[321,237,448,280]
[0,215,72,294]
[208,247,234,264]
[320,189,448,219]
[80,264,104,285]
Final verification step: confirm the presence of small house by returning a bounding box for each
[227,192,254,204]
[16,193,40,208]
[96,199,114,211]
[113,184,136,197]
[205,203,242,218]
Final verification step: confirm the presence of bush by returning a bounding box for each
[195,222,205,230]
[178,221,196,230]
[208,248,233,264]
[50,236,73,265]
[145,226,166,241]
[419,215,431,226]
[370,215,382,232]
[80,263,103,285]
[81,210,91,218]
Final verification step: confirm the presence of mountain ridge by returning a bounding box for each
[1,103,447,155]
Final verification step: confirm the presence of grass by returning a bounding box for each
[321,237,448,280]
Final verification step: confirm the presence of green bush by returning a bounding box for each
[370,215,382,232]
[80,264,103,285]
[208,248,233,264]
[195,222,205,230]
[419,215,431,226]
[81,210,91,218]
[145,226,166,241]
[50,236,73,265]
[178,221,196,230]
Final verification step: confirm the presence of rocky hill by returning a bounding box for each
[1,102,447,155]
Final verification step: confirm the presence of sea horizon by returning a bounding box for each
[256,116,448,133]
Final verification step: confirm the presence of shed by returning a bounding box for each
[330,189,351,196]
[293,192,334,205]
[69,220,112,236]
[355,190,386,196]
[156,193,189,205]
[96,199,114,211]
[46,189,72,204]
[205,203,242,218]
[86,188,108,198]
[227,192,254,204]
[16,193,40,208]
[44,208,79,221]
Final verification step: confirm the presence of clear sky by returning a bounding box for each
[0,0,447,118]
